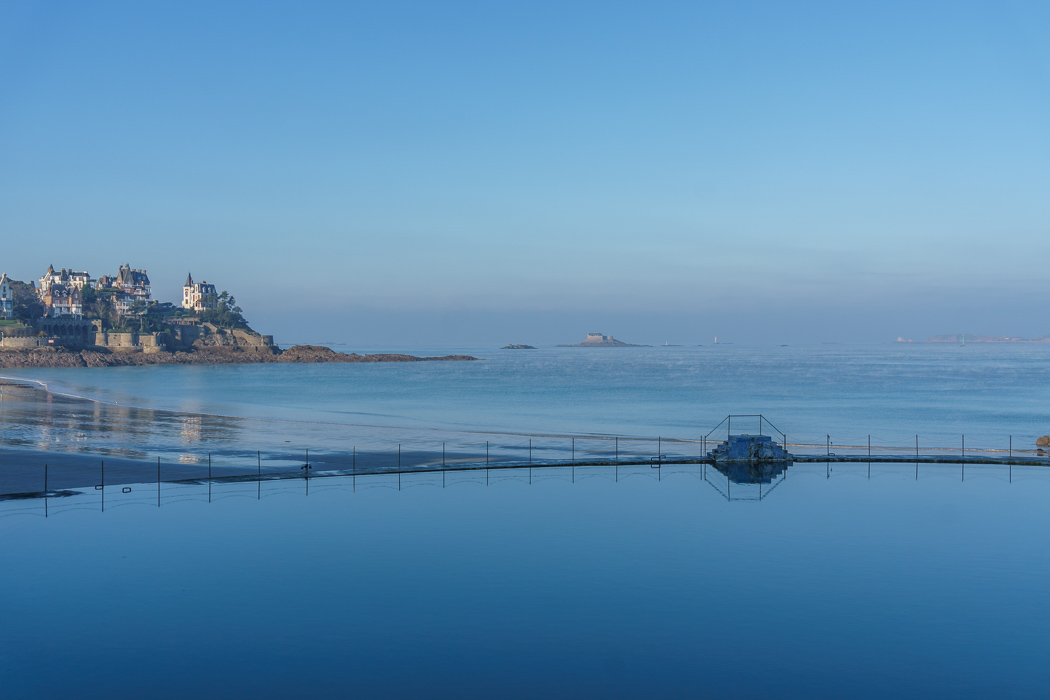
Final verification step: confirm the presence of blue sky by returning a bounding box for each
[2,1,1048,345]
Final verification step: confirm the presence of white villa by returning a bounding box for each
[39,265,92,293]
[16,263,230,323]
[182,273,218,312]
[35,263,152,318]
[0,273,12,318]
[38,265,91,318]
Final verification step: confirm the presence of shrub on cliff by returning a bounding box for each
[199,291,250,330]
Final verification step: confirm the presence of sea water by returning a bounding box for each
[2,344,1049,465]
[2,462,1050,698]
[2,344,1049,698]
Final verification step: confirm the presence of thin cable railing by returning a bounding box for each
[3,423,1050,501]
[8,458,1049,521]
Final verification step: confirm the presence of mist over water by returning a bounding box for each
[2,344,1048,464]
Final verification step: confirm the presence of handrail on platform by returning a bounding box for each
[706,414,786,442]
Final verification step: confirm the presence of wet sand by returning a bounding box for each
[0,445,496,497]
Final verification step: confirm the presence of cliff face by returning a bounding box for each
[0,345,476,368]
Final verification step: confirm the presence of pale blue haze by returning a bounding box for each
[2,1,1049,344]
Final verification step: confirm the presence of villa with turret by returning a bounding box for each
[182,273,218,312]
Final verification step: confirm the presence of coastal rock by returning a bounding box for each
[1037,436,1050,447]
[275,345,477,363]
[0,345,477,368]
[502,344,536,350]
[0,347,89,368]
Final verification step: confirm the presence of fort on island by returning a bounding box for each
[559,332,647,348]
[0,263,273,354]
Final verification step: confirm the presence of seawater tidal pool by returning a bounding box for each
[2,461,1050,699]
[2,344,1050,697]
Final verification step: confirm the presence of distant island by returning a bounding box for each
[921,335,1050,344]
[502,343,536,349]
[558,332,648,348]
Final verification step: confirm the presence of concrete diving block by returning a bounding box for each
[709,434,792,463]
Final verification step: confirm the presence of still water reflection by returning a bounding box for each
[2,462,1049,699]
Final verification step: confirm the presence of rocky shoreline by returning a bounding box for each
[0,344,477,368]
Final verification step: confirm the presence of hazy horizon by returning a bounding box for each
[3,2,1047,346]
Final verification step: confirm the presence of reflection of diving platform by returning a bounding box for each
[702,460,789,502]
[701,416,793,499]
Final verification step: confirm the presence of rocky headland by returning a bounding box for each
[0,344,477,368]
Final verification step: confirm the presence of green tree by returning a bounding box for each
[199,291,249,329]
[9,280,44,323]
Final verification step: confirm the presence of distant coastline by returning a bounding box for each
[0,344,477,368]
[900,334,1050,344]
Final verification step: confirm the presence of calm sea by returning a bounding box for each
[2,344,1049,698]
[2,343,1049,463]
